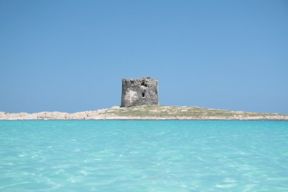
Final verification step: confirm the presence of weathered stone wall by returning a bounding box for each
[121,77,159,107]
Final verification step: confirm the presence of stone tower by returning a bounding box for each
[121,77,159,107]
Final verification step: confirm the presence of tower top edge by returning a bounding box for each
[122,77,157,81]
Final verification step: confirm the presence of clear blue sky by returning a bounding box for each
[0,0,287,113]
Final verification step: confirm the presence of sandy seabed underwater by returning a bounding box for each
[0,120,288,192]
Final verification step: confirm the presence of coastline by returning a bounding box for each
[1,105,288,120]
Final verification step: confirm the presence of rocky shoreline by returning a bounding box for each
[1,105,288,120]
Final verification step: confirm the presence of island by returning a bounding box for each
[0,105,288,120]
[1,77,287,120]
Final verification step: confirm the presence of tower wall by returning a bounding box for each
[121,77,159,107]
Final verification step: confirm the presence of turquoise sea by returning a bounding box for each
[0,120,288,192]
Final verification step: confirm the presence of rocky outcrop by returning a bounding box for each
[1,106,287,120]
[121,77,158,107]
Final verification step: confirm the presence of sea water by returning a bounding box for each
[0,120,288,192]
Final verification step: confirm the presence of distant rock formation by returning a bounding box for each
[121,77,159,107]
[1,106,288,120]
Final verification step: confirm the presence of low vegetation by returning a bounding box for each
[102,105,283,119]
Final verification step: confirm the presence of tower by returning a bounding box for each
[121,77,159,107]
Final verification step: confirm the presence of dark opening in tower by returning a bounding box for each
[141,81,148,87]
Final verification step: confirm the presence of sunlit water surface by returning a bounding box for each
[0,120,288,192]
